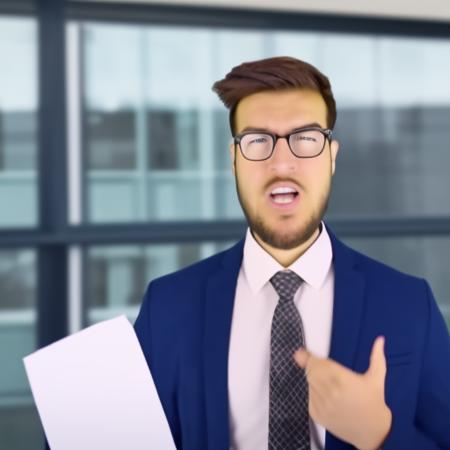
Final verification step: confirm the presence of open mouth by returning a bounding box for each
[270,186,299,204]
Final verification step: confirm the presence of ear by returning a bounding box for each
[330,139,339,176]
[229,142,236,175]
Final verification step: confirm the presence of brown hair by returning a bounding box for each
[212,56,336,136]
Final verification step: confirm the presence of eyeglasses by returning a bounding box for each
[234,127,333,161]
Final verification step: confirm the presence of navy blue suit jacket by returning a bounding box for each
[134,226,450,449]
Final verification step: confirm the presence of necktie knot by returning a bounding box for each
[270,270,302,302]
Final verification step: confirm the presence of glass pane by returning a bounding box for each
[0,17,38,227]
[85,241,233,325]
[320,36,450,217]
[343,235,450,328]
[71,22,450,223]
[0,249,42,450]
[86,110,136,170]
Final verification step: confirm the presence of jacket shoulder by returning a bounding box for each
[349,244,425,287]
[339,240,433,313]
[147,239,243,294]
[328,225,426,288]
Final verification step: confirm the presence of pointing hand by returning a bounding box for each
[294,336,392,450]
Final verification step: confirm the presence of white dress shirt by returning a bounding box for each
[228,223,334,450]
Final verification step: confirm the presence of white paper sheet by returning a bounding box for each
[23,315,176,450]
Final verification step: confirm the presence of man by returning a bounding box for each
[134,57,450,450]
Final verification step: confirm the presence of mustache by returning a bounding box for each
[264,177,303,192]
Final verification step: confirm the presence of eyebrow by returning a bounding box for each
[240,122,324,134]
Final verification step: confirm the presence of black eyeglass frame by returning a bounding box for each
[234,126,333,161]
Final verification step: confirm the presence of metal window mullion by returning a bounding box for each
[79,22,89,223]
[136,28,150,222]
[37,0,68,350]
[198,109,214,220]
[67,22,83,226]
[0,111,4,169]
[68,245,83,334]
[3,217,450,248]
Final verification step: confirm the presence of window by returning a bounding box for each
[0,17,38,228]
[0,249,40,450]
[0,14,41,450]
[63,19,450,324]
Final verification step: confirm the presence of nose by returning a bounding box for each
[269,137,297,174]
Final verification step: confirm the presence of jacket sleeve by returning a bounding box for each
[415,281,450,448]
[381,281,450,450]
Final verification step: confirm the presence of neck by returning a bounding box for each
[253,226,321,268]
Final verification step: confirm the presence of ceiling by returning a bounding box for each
[76,0,450,22]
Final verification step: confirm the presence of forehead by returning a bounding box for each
[235,88,327,134]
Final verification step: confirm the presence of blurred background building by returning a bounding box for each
[1,0,450,448]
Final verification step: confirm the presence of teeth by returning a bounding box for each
[273,195,295,204]
[271,187,297,195]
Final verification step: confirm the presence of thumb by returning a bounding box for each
[367,336,387,381]
[294,346,311,369]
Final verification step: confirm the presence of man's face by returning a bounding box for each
[231,88,339,250]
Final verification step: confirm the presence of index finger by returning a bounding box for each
[294,347,311,369]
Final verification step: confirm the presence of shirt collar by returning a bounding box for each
[242,222,333,294]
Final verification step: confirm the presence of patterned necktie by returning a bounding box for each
[269,270,310,450]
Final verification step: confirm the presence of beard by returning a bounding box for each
[235,174,331,251]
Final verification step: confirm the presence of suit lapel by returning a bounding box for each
[203,240,244,450]
[328,230,366,368]
[325,227,367,450]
